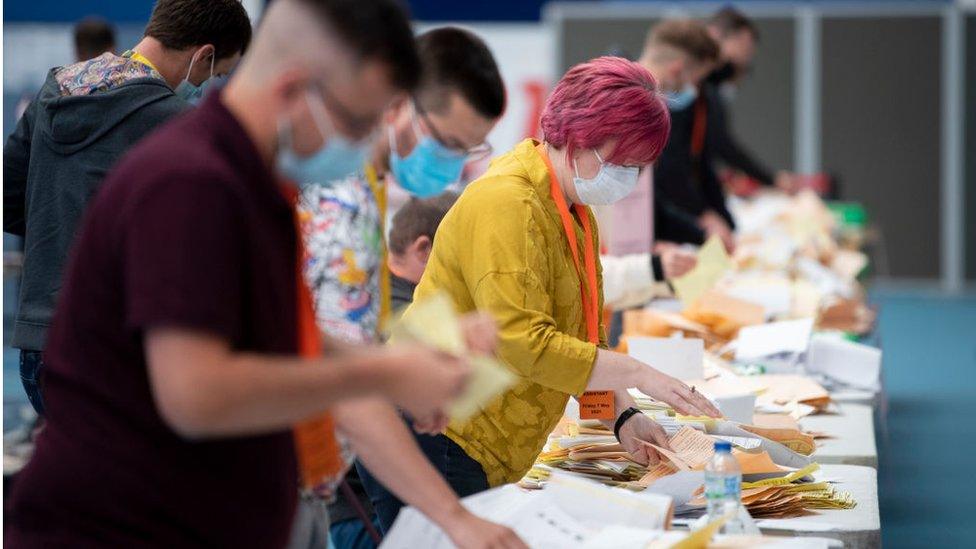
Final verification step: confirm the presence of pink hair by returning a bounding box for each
[540,56,671,166]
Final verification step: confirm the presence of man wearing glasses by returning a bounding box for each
[296,26,505,548]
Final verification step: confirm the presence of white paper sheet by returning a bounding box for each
[735,318,815,360]
[713,393,757,424]
[628,336,705,381]
[805,334,881,391]
[381,471,676,548]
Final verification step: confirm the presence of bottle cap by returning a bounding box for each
[714,441,732,452]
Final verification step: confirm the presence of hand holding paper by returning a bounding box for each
[390,292,516,422]
[617,412,671,466]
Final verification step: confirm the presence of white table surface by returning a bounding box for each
[802,403,878,468]
[754,464,880,549]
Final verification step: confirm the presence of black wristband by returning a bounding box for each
[651,254,665,281]
[613,406,643,443]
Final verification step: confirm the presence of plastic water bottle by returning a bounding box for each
[704,440,743,532]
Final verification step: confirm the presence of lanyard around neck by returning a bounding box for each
[535,144,600,345]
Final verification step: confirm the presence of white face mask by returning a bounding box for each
[572,149,640,205]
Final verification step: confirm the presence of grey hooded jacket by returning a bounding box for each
[4,52,187,351]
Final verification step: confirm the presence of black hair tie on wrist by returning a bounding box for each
[613,406,643,443]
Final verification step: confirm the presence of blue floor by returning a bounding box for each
[873,287,976,547]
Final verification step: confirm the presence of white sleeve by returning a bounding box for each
[600,254,672,311]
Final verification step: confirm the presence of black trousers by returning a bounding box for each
[357,428,489,533]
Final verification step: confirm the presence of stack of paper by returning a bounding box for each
[816,297,876,335]
[734,319,815,362]
[753,375,831,413]
[683,291,766,341]
[382,474,685,548]
[523,422,800,492]
[390,470,691,548]
[805,334,882,391]
[685,464,857,519]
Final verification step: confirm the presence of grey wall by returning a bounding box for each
[555,7,967,280]
[557,14,795,173]
[725,17,794,173]
[820,16,943,278]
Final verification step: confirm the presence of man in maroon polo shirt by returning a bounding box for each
[6,1,523,548]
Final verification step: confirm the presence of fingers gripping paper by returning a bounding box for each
[391,292,515,421]
[672,237,733,307]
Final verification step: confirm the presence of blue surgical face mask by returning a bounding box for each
[665,82,698,111]
[276,89,371,185]
[388,126,467,199]
[175,49,215,104]
[572,149,640,206]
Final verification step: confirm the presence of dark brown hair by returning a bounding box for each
[144,0,252,60]
[74,17,116,61]
[648,19,720,64]
[295,0,421,92]
[389,193,459,255]
[708,7,760,42]
[416,27,505,119]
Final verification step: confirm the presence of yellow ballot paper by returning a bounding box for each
[390,292,515,421]
[672,237,733,307]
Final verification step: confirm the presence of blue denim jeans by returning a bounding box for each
[358,430,489,533]
[328,516,381,549]
[19,350,45,416]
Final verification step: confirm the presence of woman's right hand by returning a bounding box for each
[378,344,470,420]
[444,507,528,549]
[636,366,721,418]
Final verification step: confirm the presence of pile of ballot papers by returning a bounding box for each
[687,464,856,519]
[520,419,855,520]
[619,191,877,352]
[384,469,846,549]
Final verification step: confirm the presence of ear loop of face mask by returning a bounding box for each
[574,149,606,180]
[278,88,332,158]
[388,102,432,159]
[184,47,215,86]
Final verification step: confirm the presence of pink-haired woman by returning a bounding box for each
[365,57,721,531]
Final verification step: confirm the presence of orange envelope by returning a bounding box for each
[684,290,766,339]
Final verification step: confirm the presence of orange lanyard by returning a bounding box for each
[535,144,600,345]
[281,183,344,490]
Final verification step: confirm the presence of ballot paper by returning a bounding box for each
[390,292,515,421]
[382,472,677,548]
[753,374,831,412]
[796,257,854,299]
[672,236,733,307]
[735,318,815,361]
[710,420,813,468]
[642,426,716,471]
[805,334,882,391]
[830,249,868,282]
[713,393,757,424]
[627,336,704,381]
[685,290,766,334]
[723,275,793,318]
[714,435,763,450]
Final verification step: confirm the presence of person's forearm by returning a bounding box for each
[334,397,465,526]
[149,346,395,438]
[585,348,646,390]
